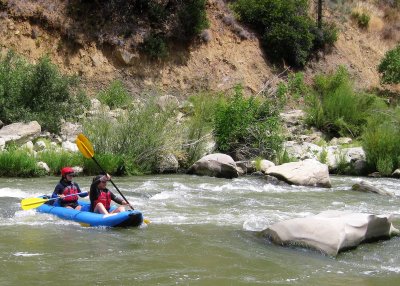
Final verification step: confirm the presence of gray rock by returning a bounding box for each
[157,153,179,174]
[187,153,238,179]
[351,181,395,197]
[266,159,331,188]
[0,121,41,145]
[257,159,275,173]
[262,211,399,256]
[61,141,78,152]
[236,161,256,175]
[280,110,305,127]
[392,169,400,178]
[34,140,46,151]
[114,49,139,66]
[264,175,289,186]
[37,161,50,173]
[60,122,82,142]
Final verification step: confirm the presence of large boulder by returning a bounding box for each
[187,153,239,179]
[262,211,399,256]
[266,159,331,187]
[0,121,41,146]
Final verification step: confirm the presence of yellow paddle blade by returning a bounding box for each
[143,218,151,224]
[76,133,95,159]
[20,197,48,210]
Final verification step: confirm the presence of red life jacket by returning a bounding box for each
[94,190,111,210]
[62,184,79,203]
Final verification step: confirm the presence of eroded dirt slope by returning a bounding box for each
[0,0,398,96]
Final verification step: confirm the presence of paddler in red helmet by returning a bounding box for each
[51,166,88,210]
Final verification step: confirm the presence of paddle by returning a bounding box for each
[21,192,88,210]
[76,133,135,211]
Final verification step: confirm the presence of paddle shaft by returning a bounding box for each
[22,192,88,208]
[91,156,134,210]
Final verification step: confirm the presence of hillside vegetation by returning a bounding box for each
[0,0,400,177]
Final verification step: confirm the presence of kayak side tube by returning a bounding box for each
[37,201,143,227]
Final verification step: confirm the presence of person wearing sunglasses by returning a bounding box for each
[89,174,128,214]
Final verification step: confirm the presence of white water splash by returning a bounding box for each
[13,252,43,257]
[0,188,26,198]
[381,266,400,273]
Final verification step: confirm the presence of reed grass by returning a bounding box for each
[0,148,44,177]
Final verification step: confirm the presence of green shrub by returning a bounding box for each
[231,0,336,67]
[97,80,131,109]
[140,34,169,60]
[0,51,89,133]
[335,151,351,175]
[319,148,328,164]
[82,153,124,175]
[286,72,309,101]
[377,156,394,176]
[183,92,223,166]
[83,91,178,174]
[214,85,283,160]
[305,66,384,138]
[37,150,83,175]
[362,119,400,175]
[352,11,370,28]
[0,147,44,177]
[314,22,339,49]
[276,149,297,165]
[378,44,400,84]
[176,0,209,42]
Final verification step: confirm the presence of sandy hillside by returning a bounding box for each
[0,0,398,96]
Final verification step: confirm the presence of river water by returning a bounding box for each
[0,175,399,285]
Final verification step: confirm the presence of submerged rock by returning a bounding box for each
[351,181,395,197]
[262,211,399,256]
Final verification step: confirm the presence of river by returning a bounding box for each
[0,175,399,285]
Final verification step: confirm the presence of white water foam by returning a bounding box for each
[13,252,43,257]
[0,188,26,198]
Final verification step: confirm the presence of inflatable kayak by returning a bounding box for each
[37,199,143,227]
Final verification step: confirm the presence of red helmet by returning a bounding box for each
[61,167,75,177]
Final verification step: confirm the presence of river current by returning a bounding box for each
[0,175,399,285]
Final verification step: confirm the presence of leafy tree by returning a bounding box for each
[231,0,336,67]
[378,44,400,84]
[0,51,88,133]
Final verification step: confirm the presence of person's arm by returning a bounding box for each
[52,183,63,198]
[75,183,88,197]
[110,191,125,205]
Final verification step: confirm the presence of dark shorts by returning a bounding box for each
[61,202,80,209]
